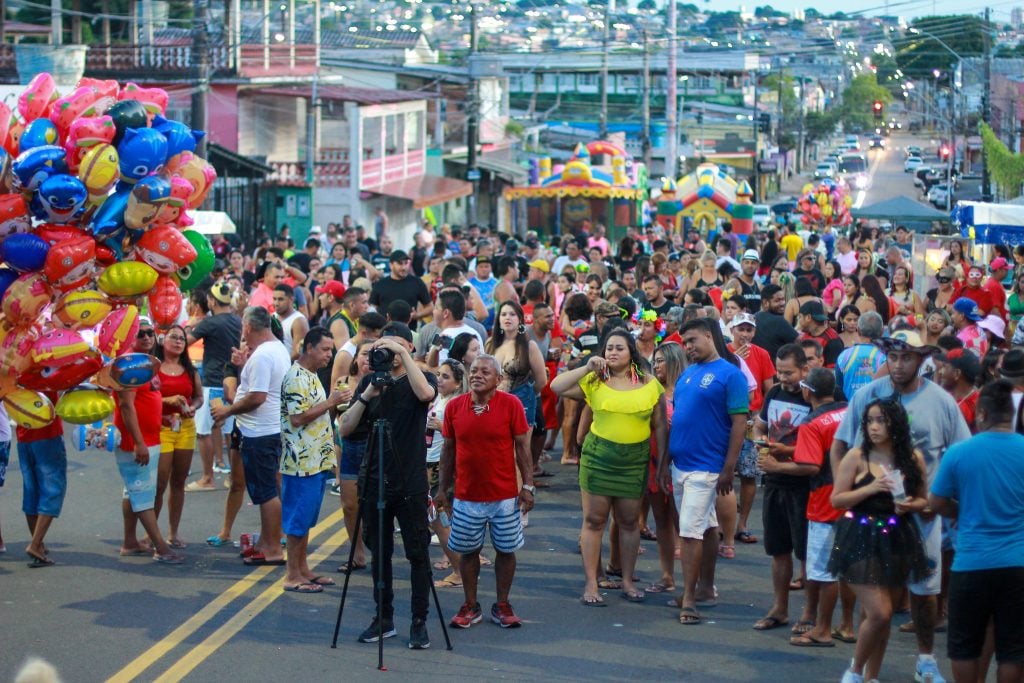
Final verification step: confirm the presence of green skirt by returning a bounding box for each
[579,432,650,499]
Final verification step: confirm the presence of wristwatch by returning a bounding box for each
[521,484,536,495]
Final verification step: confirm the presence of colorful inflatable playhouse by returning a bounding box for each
[654,162,754,234]
[503,141,647,236]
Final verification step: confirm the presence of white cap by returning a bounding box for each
[309,225,322,234]
[741,249,760,261]
[728,312,757,329]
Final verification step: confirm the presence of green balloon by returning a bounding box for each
[177,229,215,291]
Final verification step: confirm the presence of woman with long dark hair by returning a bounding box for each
[860,274,893,324]
[155,324,204,548]
[837,305,862,348]
[486,300,547,433]
[448,332,482,367]
[888,264,923,317]
[551,329,667,606]
[830,399,930,683]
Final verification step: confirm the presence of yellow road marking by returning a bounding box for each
[151,527,349,683]
[106,508,346,683]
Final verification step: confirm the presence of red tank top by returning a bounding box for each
[115,381,163,450]
[158,369,194,415]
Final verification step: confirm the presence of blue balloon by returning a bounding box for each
[20,119,59,152]
[0,267,18,297]
[117,128,168,185]
[153,116,204,159]
[31,174,88,224]
[0,232,50,272]
[13,145,68,193]
[89,189,129,238]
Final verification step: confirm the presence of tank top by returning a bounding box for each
[851,452,896,516]
[738,278,762,307]
[158,368,194,415]
[277,310,305,354]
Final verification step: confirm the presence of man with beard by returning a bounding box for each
[831,329,970,683]
[753,284,798,361]
[725,249,763,311]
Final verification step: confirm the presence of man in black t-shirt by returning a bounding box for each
[641,275,674,317]
[370,250,432,326]
[187,283,243,488]
[337,323,438,646]
[791,251,826,294]
[753,284,798,361]
[752,343,813,633]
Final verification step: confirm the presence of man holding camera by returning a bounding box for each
[338,322,438,649]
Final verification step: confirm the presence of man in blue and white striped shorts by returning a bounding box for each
[436,355,535,629]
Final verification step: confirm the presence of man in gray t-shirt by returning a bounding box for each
[830,331,970,683]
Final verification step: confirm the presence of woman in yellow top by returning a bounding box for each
[551,328,668,606]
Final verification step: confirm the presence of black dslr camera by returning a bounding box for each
[369,347,396,386]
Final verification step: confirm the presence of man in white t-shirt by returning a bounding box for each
[212,306,292,566]
[551,238,588,275]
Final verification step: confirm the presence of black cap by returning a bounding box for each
[389,250,410,263]
[799,300,827,322]
[941,348,981,383]
[381,321,413,343]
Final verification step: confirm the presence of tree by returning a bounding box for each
[980,123,1024,197]
[637,0,657,10]
[704,11,742,34]
[803,110,838,144]
[838,73,892,132]
[892,15,986,81]
[804,7,823,18]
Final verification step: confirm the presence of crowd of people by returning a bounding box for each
[2,214,1023,680]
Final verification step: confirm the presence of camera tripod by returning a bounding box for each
[330,409,453,668]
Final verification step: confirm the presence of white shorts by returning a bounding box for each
[195,386,234,436]
[672,466,719,540]
[806,520,838,583]
[908,514,942,596]
[447,497,525,555]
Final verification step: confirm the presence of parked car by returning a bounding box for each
[928,183,950,208]
[904,156,924,173]
[813,163,835,179]
[752,204,771,229]
[906,145,923,158]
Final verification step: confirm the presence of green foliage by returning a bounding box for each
[754,5,787,18]
[704,11,742,34]
[637,0,657,11]
[979,123,1024,197]
[804,110,838,143]
[893,16,986,80]
[838,73,892,132]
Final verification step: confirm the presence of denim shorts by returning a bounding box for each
[115,446,160,513]
[281,471,331,537]
[509,382,537,428]
[0,440,9,487]
[339,438,367,481]
[18,437,68,517]
[241,433,282,505]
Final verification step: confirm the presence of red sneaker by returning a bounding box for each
[450,601,482,629]
[490,601,523,628]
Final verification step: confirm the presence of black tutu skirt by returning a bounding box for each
[827,509,931,587]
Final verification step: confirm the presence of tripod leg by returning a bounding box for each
[429,567,454,650]
[331,504,363,648]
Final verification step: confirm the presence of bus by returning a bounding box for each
[838,154,869,190]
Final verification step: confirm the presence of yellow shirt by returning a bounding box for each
[781,234,804,262]
[581,373,664,443]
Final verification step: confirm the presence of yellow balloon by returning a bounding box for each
[817,194,828,206]
[801,183,813,195]
[78,143,120,203]
[54,290,113,329]
[4,388,55,429]
[822,204,833,218]
[56,388,115,425]
[98,262,158,297]
[844,196,853,208]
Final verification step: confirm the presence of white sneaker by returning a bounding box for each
[840,670,863,683]
[915,656,945,683]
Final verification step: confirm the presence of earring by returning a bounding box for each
[518,323,526,335]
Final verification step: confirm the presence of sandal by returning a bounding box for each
[788,578,805,591]
[621,589,646,603]
[206,535,231,547]
[432,559,450,571]
[678,607,701,625]
[753,615,790,631]
[718,545,736,559]
[734,530,759,544]
[433,572,462,588]
[791,620,815,635]
[831,629,857,643]
[185,481,217,492]
[337,559,367,573]
[283,582,323,593]
[597,577,622,590]
[580,593,606,607]
[645,581,676,594]
[790,634,835,648]
[308,575,335,586]
[639,528,657,541]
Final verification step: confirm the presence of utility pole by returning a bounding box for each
[797,75,805,174]
[665,0,677,180]
[466,4,480,226]
[599,2,609,139]
[192,0,209,159]
[641,29,651,169]
[753,74,760,203]
[982,5,992,201]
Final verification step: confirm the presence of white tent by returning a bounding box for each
[953,201,1024,246]
[188,211,237,235]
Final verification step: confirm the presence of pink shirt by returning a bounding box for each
[248,282,275,312]
[587,236,610,256]
[957,324,989,358]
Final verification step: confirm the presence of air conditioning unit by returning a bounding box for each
[468,55,504,78]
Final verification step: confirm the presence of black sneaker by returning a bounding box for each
[357,616,396,643]
[408,618,430,649]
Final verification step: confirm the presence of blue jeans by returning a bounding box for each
[19,437,67,517]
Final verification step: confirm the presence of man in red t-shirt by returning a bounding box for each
[952,265,995,315]
[936,348,981,434]
[983,257,1010,320]
[763,368,850,646]
[16,392,65,567]
[114,318,183,564]
[438,355,533,629]
[727,313,775,544]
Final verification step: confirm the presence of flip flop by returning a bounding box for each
[206,535,232,547]
[534,480,551,489]
[639,529,657,541]
[169,539,187,550]
[308,575,335,586]
[27,552,55,568]
[791,620,815,635]
[153,554,184,565]
[433,573,462,588]
[790,635,835,648]
[695,597,718,608]
[479,555,492,566]
[645,581,676,594]
[678,607,701,625]
[788,578,805,591]
[899,620,916,633]
[243,554,285,566]
[432,559,450,571]
[734,530,759,544]
[580,594,607,607]
[119,548,151,557]
[534,470,555,478]
[597,578,622,590]
[283,582,323,593]
[337,559,367,573]
[753,616,790,631]
[621,590,646,603]
[831,629,858,644]
[185,481,217,492]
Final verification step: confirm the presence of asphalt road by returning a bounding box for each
[1,429,943,682]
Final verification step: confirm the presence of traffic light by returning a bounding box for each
[757,113,771,133]
[873,100,883,120]
[940,145,951,160]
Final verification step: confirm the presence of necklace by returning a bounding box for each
[471,394,492,416]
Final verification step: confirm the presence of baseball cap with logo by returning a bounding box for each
[952,297,984,322]
[741,249,760,262]
[728,312,757,329]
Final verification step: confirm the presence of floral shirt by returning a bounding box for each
[280,363,336,476]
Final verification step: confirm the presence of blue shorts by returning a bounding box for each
[509,382,537,428]
[0,440,9,487]
[281,471,331,536]
[241,433,281,505]
[448,497,525,555]
[18,437,67,517]
[339,438,366,481]
[115,446,160,513]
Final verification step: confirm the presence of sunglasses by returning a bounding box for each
[937,276,951,284]
[137,330,155,338]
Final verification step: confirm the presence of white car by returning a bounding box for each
[928,183,950,207]
[752,204,771,229]
[904,156,924,173]
[813,163,835,179]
